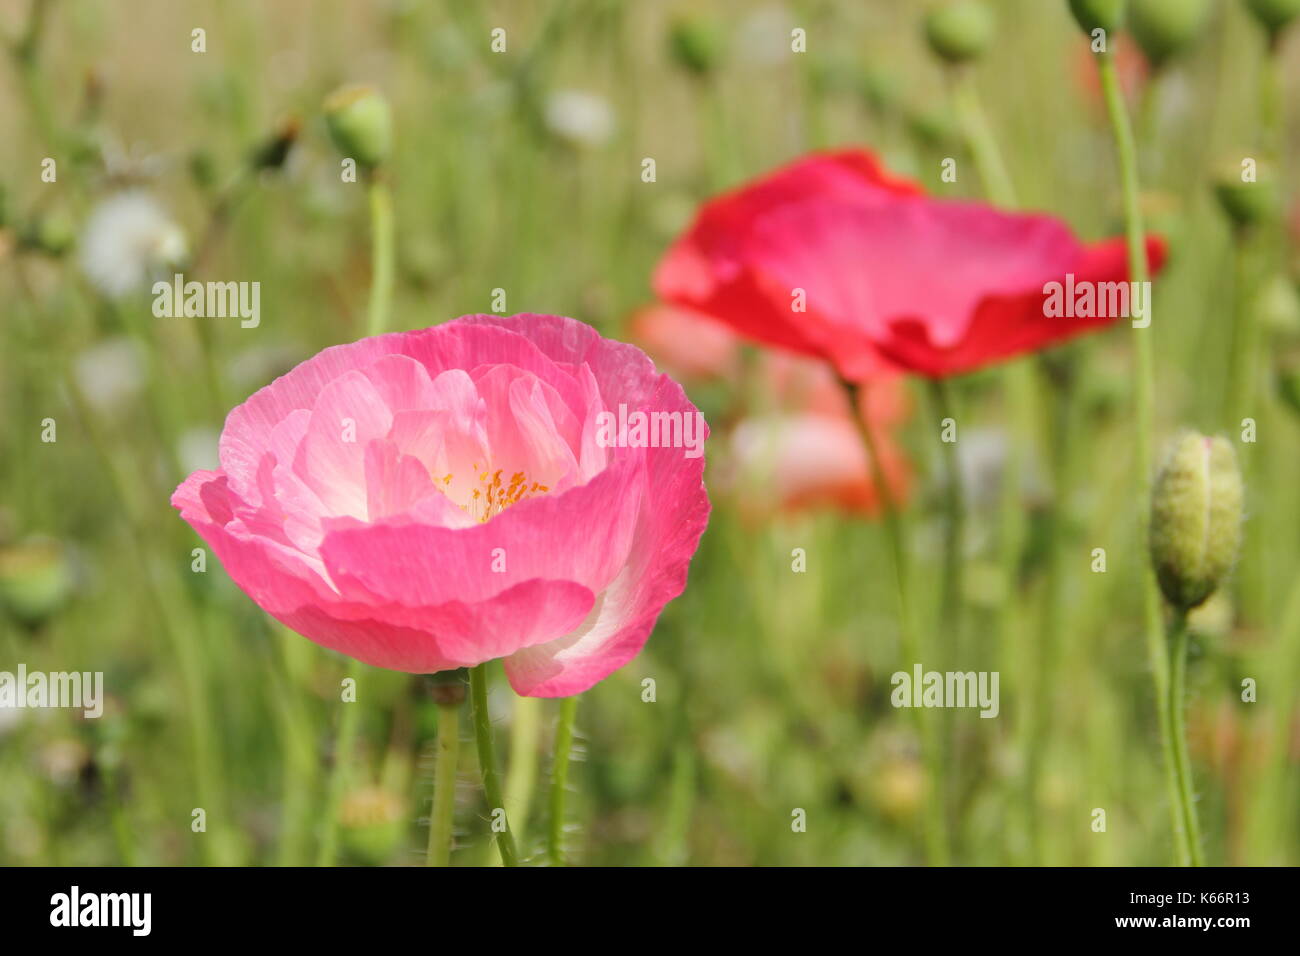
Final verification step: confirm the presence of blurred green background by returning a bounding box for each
[1,0,1298,866]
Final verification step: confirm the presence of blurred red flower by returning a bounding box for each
[653,149,1166,380]
[630,301,910,518]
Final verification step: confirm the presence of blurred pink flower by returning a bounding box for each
[172,313,710,697]
[628,302,739,383]
[730,355,911,517]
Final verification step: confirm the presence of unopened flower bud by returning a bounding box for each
[1149,433,1244,611]
[250,116,302,172]
[1129,0,1212,68]
[668,17,722,77]
[0,537,76,628]
[924,1,996,65]
[324,85,391,170]
[1068,0,1127,35]
[1245,0,1300,39]
[1213,158,1278,230]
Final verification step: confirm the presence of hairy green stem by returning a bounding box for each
[427,698,461,866]
[547,695,580,866]
[469,664,518,866]
[1167,609,1204,866]
[504,693,542,853]
[1097,49,1185,864]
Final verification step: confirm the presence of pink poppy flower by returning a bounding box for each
[729,354,911,517]
[653,149,1166,379]
[172,313,710,697]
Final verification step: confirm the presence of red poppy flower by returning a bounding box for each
[653,149,1166,380]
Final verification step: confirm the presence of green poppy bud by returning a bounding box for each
[27,210,76,257]
[1277,362,1300,418]
[1149,433,1244,611]
[1213,158,1278,229]
[0,538,75,627]
[668,18,722,77]
[323,84,392,170]
[906,105,961,149]
[1130,0,1213,68]
[1245,0,1300,38]
[1068,0,1127,35]
[250,117,302,172]
[924,1,996,65]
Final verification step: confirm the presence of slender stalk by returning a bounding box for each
[504,693,542,854]
[469,663,518,866]
[274,632,316,867]
[427,697,461,867]
[1025,364,1071,862]
[842,379,949,865]
[1097,49,1186,863]
[1245,565,1300,862]
[1259,34,1282,166]
[951,70,1015,208]
[316,674,364,867]
[1224,229,1260,431]
[929,378,965,857]
[929,379,964,650]
[366,175,395,337]
[63,375,236,864]
[547,694,580,866]
[1167,609,1204,866]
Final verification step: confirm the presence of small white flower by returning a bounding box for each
[0,697,23,737]
[78,191,187,298]
[73,336,145,412]
[544,89,615,147]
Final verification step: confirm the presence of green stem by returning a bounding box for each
[1167,609,1204,866]
[366,176,395,337]
[64,374,235,864]
[504,693,542,853]
[274,632,316,867]
[1259,36,1282,165]
[469,663,518,866]
[1224,229,1259,431]
[1097,49,1185,864]
[1026,364,1071,862]
[952,70,1015,207]
[547,695,580,866]
[427,699,461,867]
[843,379,949,865]
[930,378,964,858]
[929,379,964,650]
[316,674,364,867]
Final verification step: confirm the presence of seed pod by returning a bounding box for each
[667,17,722,77]
[924,1,996,65]
[1213,158,1278,230]
[323,84,392,171]
[1068,0,1127,35]
[1149,433,1244,611]
[1129,0,1213,68]
[1245,0,1300,38]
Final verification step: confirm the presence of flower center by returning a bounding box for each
[438,463,550,523]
